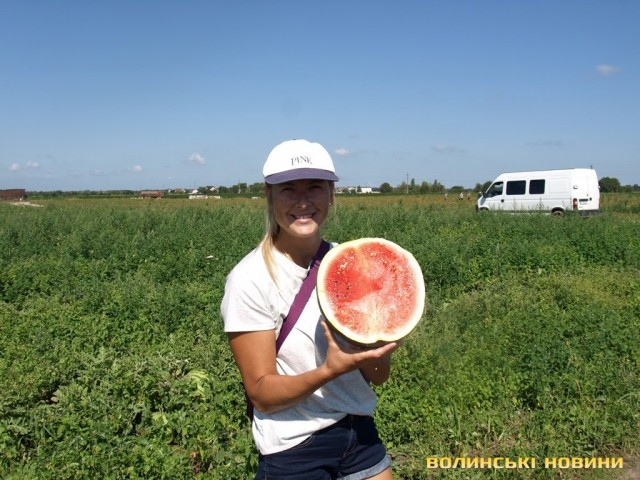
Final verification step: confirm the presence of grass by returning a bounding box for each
[0,193,639,479]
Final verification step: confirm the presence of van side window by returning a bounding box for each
[529,179,545,194]
[485,182,503,198]
[506,180,526,195]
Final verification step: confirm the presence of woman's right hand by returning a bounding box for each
[229,328,376,414]
[320,320,399,383]
[228,322,399,415]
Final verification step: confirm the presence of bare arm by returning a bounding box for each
[228,321,399,414]
[359,338,404,385]
[359,354,392,386]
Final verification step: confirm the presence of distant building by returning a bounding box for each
[140,190,164,199]
[0,189,27,201]
[336,186,375,194]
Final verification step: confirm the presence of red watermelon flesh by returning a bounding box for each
[317,238,425,345]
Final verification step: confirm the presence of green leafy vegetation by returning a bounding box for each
[1,195,638,479]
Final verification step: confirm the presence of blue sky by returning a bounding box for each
[1,0,638,191]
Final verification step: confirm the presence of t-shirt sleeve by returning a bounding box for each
[221,265,276,333]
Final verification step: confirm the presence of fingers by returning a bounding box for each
[376,341,400,356]
[321,320,401,357]
[321,319,338,345]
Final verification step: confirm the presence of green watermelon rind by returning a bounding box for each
[317,237,426,346]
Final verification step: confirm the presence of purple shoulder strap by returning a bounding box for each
[275,240,331,352]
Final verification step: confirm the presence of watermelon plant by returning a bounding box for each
[0,195,639,479]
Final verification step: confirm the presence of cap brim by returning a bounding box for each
[264,168,339,185]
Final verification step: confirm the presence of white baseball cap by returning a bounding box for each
[263,139,339,184]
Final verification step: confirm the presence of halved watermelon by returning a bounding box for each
[317,238,425,345]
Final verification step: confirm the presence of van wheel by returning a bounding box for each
[552,209,564,216]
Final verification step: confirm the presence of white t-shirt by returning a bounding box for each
[221,244,377,455]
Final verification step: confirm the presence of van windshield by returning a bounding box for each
[485,182,503,198]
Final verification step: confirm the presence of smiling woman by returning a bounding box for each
[221,139,398,479]
[267,179,334,266]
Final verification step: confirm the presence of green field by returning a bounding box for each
[1,194,639,479]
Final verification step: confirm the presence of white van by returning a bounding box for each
[476,168,600,215]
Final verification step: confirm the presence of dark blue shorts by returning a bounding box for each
[254,414,391,480]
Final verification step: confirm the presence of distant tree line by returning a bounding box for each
[597,177,638,193]
[24,176,639,198]
[375,177,638,195]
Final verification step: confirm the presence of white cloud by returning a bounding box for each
[596,64,621,76]
[188,152,206,165]
[8,161,40,171]
[334,148,350,156]
[132,165,143,172]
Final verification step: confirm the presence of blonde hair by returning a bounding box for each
[260,182,334,284]
[260,186,280,283]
